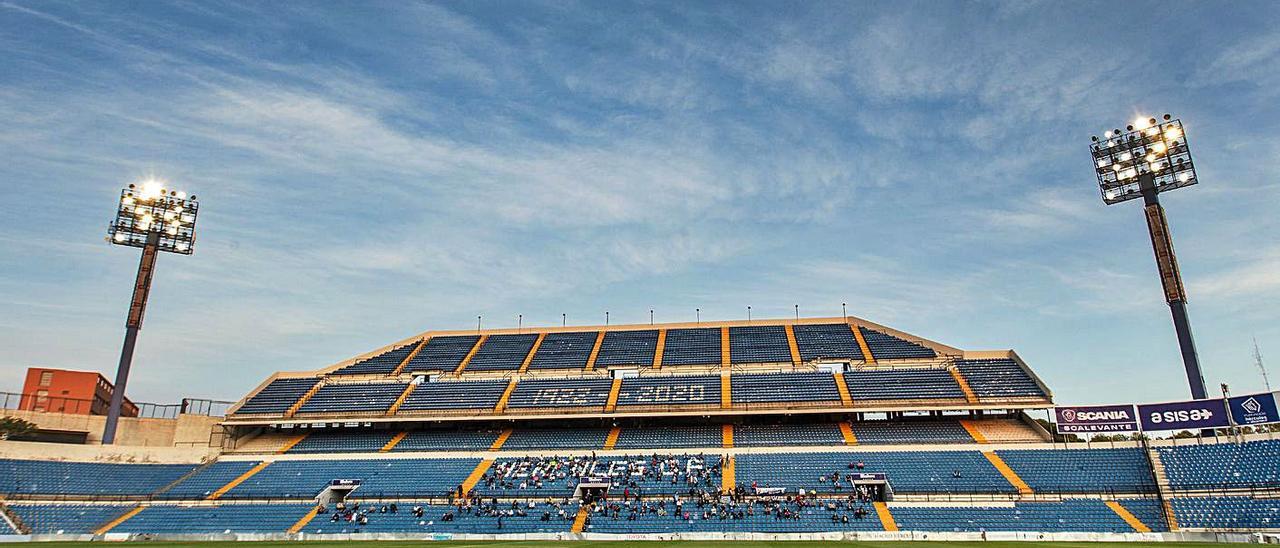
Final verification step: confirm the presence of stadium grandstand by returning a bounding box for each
[1,315,1277,540]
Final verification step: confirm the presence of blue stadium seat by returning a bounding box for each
[296,382,406,414]
[465,334,539,372]
[403,335,480,373]
[844,368,964,400]
[330,343,418,376]
[595,330,658,367]
[735,451,1014,494]
[234,377,319,415]
[0,459,195,496]
[398,379,508,412]
[793,324,865,362]
[615,375,720,408]
[857,328,936,359]
[1172,496,1280,530]
[1158,439,1280,490]
[849,420,973,444]
[892,499,1145,532]
[728,325,792,364]
[499,428,611,450]
[158,461,262,499]
[288,430,395,454]
[392,430,502,452]
[734,423,844,447]
[505,377,613,410]
[218,458,479,499]
[614,425,722,449]
[112,504,312,534]
[731,372,840,404]
[529,331,598,370]
[661,328,721,366]
[6,504,132,534]
[955,359,1045,398]
[995,448,1156,493]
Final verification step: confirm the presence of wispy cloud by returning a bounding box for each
[1,0,1278,404]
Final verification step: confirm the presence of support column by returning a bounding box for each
[104,233,160,445]
[1142,185,1207,401]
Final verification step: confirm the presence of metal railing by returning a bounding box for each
[0,391,234,419]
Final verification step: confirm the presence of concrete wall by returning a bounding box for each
[2,409,220,448]
[0,439,213,464]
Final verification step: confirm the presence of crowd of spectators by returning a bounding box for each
[582,493,876,526]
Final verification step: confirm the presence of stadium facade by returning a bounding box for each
[1,315,1277,540]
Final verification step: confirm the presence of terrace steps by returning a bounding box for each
[380,431,408,452]
[950,368,979,403]
[288,504,323,534]
[960,420,987,443]
[720,327,731,368]
[720,372,732,409]
[278,433,309,454]
[838,421,858,445]
[652,330,667,369]
[784,325,802,366]
[850,324,875,363]
[571,503,592,533]
[982,451,1033,495]
[516,333,546,374]
[208,461,272,500]
[390,338,427,376]
[284,380,324,418]
[1105,500,1151,533]
[493,378,519,414]
[584,331,606,372]
[604,378,622,412]
[833,372,853,406]
[454,335,488,375]
[490,428,513,451]
[461,459,495,496]
[386,383,416,415]
[603,426,621,450]
[721,456,735,494]
[93,505,145,535]
[873,501,897,531]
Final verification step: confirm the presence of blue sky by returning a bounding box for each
[1,1,1278,406]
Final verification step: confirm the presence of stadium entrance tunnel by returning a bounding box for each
[317,479,361,506]
[575,476,610,503]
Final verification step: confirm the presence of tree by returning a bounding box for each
[0,416,38,440]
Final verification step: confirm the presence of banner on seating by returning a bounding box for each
[1053,404,1138,432]
[1138,399,1230,431]
[1227,392,1280,425]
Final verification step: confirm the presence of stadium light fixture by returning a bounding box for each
[102,179,200,444]
[1089,113,1207,401]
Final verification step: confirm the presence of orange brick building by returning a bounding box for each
[19,367,138,417]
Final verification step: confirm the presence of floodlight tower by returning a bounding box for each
[103,180,199,444]
[1090,114,1207,400]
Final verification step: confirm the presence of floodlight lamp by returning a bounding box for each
[1089,114,1198,204]
[108,183,200,255]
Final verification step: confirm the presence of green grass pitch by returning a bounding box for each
[22,542,1233,548]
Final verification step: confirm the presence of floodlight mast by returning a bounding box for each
[1090,114,1208,401]
[103,181,199,444]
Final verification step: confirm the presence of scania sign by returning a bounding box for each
[1054,404,1137,433]
[1138,399,1230,431]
